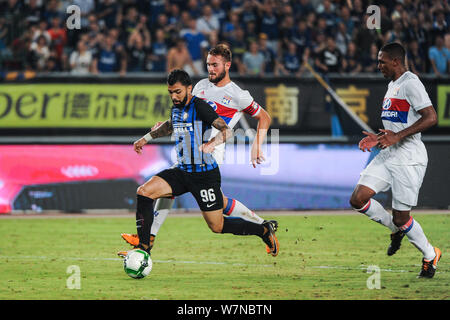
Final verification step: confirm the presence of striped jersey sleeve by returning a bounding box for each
[239,89,261,117]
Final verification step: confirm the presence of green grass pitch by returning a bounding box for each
[0,212,448,300]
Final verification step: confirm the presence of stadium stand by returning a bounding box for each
[0,0,449,78]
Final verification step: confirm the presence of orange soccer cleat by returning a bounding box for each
[121,233,156,249]
[121,233,139,247]
[262,221,279,257]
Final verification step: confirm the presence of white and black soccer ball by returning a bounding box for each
[123,249,152,279]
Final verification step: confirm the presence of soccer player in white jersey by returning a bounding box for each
[121,44,278,256]
[349,42,441,278]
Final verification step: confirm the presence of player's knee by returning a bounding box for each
[392,216,406,227]
[136,186,145,196]
[392,213,410,227]
[349,192,367,209]
[205,220,223,233]
[137,185,152,198]
[208,224,222,233]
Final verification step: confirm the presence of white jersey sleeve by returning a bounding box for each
[239,89,261,117]
[404,79,433,112]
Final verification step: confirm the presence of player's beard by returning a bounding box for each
[173,94,188,108]
[209,69,226,84]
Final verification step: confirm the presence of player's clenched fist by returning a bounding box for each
[133,137,147,154]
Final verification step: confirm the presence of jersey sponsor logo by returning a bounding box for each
[381,98,410,123]
[381,110,399,118]
[173,123,193,133]
[382,98,391,110]
[173,127,193,133]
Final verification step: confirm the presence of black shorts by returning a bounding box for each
[156,166,223,212]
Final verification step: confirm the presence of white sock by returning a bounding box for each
[150,198,174,236]
[356,199,399,233]
[223,198,265,224]
[398,217,435,260]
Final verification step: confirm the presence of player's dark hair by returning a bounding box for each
[381,42,406,64]
[208,43,232,62]
[167,69,192,86]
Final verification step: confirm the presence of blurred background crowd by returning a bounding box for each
[0,0,449,77]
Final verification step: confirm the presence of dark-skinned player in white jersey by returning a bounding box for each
[350,42,441,278]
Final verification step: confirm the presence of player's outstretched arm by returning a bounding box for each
[251,108,271,167]
[200,118,233,154]
[133,119,173,154]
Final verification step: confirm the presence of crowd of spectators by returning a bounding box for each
[0,0,449,77]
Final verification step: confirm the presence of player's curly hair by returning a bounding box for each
[167,69,192,86]
[208,43,232,62]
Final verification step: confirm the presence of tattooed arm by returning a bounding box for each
[148,119,173,139]
[133,119,173,154]
[199,117,233,154]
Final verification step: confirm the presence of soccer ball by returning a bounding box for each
[123,249,152,279]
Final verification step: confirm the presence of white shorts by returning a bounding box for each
[357,155,427,211]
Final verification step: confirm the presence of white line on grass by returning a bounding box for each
[311,265,445,275]
[310,265,410,273]
[2,255,440,273]
[0,255,274,268]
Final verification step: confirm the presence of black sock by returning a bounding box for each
[136,194,154,249]
[221,217,265,237]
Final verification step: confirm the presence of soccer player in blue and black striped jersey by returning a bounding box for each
[118,69,278,257]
